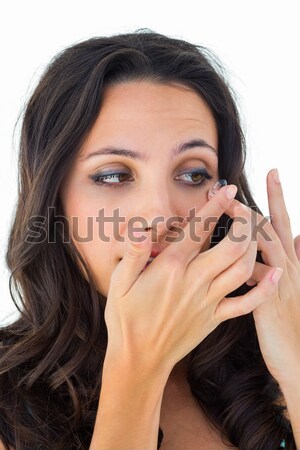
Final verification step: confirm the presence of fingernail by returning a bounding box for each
[225,185,238,199]
[208,179,228,199]
[271,267,283,284]
[272,168,280,184]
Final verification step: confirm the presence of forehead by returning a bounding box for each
[78,81,218,161]
[99,80,216,121]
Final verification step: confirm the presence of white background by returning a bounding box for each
[1,0,299,325]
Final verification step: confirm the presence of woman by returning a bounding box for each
[0,29,299,450]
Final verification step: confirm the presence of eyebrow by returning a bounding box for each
[80,138,217,162]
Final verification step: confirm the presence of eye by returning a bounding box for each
[174,168,213,188]
[90,171,133,186]
[89,167,213,189]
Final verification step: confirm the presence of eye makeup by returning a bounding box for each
[89,167,214,189]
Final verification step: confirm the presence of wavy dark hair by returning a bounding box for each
[0,29,294,450]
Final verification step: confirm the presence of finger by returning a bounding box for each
[207,239,258,299]
[245,260,270,286]
[192,202,254,281]
[163,183,238,265]
[214,267,283,323]
[224,198,287,270]
[266,168,297,263]
[294,235,300,261]
[109,231,151,298]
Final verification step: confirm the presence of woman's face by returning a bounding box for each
[60,81,219,297]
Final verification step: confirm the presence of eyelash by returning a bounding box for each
[90,167,213,189]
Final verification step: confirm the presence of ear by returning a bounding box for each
[294,235,300,261]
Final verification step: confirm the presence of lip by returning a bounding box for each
[150,250,161,258]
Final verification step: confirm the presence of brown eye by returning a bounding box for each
[89,167,213,189]
[90,171,133,186]
[174,168,213,187]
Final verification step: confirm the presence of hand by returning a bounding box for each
[104,184,276,379]
[224,169,300,387]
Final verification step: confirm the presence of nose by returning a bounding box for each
[143,216,184,245]
[129,189,187,245]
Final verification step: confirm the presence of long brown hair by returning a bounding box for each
[0,29,293,450]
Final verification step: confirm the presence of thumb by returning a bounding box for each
[294,234,300,262]
[110,230,152,298]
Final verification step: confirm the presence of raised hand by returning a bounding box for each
[103,183,277,380]
[224,169,300,387]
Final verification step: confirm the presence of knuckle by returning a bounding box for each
[236,203,250,215]
[230,227,250,247]
[188,262,207,284]
[230,241,245,258]
[245,265,255,281]
[126,248,139,260]
[234,206,252,227]
[238,301,251,316]
[213,313,221,327]
[233,203,245,218]
[263,219,273,234]
[238,235,250,252]
[213,195,228,211]
[280,214,291,228]
[202,215,218,234]
[263,282,275,297]
[126,241,146,258]
[163,252,184,272]
[235,260,252,280]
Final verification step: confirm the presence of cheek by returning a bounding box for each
[66,199,121,297]
[66,193,118,243]
[78,241,113,297]
[72,232,117,298]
